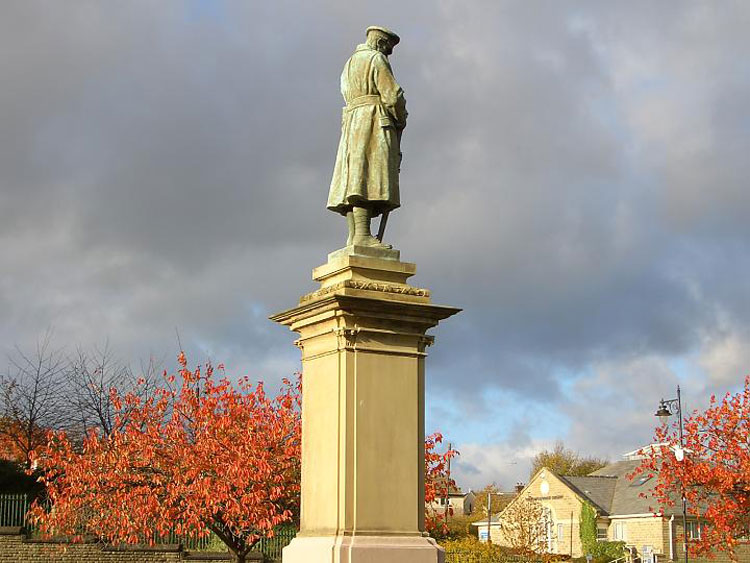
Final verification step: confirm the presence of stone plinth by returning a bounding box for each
[270,251,459,563]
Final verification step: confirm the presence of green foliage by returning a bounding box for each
[579,502,597,551]
[571,557,616,563]
[530,442,608,479]
[436,514,475,540]
[440,537,507,563]
[469,484,516,524]
[579,501,624,559]
[593,541,625,559]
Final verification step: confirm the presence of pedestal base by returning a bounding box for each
[272,254,459,563]
[328,244,400,262]
[282,535,445,563]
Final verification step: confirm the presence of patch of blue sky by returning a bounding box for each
[556,366,586,399]
[631,75,671,96]
[426,385,571,447]
[667,356,693,383]
[185,0,227,24]
[246,301,267,319]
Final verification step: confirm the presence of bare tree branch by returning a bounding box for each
[0,330,68,469]
[65,342,159,440]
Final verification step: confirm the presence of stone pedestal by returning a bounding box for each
[270,248,459,563]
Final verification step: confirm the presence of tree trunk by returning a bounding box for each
[232,549,254,563]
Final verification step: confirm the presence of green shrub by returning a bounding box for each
[579,502,598,550]
[441,536,506,562]
[579,502,625,560]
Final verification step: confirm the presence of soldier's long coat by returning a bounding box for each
[327,44,407,217]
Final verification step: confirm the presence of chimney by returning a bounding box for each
[514,482,525,494]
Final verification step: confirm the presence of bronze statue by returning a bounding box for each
[327,26,407,248]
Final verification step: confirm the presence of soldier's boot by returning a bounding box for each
[346,210,355,246]
[352,207,391,248]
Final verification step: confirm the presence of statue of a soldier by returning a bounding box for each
[327,26,407,249]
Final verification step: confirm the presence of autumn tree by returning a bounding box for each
[0,334,68,469]
[31,353,301,563]
[65,343,158,440]
[499,496,552,555]
[633,377,750,562]
[470,483,517,524]
[424,432,459,536]
[530,441,607,479]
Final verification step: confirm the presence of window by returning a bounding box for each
[629,475,652,487]
[686,521,702,540]
[613,521,627,541]
[596,525,608,541]
[557,524,564,552]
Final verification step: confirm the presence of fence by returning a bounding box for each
[0,494,30,528]
[254,527,296,561]
[0,494,296,559]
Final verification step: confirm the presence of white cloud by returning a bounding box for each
[451,441,550,492]
[699,328,750,388]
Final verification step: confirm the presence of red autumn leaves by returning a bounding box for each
[633,376,750,561]
[29,353,458,560]
[424,432,459,535]
[30,353,301,563]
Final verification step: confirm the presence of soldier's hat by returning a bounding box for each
[366,26,400,45]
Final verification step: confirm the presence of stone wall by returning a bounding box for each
[609,516,668,557]
[0,527,263,562]
[488,468,585,556]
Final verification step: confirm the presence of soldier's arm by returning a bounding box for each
[373,54,407,130]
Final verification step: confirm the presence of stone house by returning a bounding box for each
[426,487,476,517]
[474,451,750,562]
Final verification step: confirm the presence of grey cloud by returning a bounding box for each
[2,1,750,466]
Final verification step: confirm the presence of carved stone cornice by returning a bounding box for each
[300,279,430,304]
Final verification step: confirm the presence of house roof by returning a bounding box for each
[586,459,685,516]
[557,474,617,516]
[471,516,501,526]
[431,478,471,496]
[588,460,652,515]
[489,452,691,526]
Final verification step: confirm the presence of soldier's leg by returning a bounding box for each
[352,207,391,248]
[346,210,355,246]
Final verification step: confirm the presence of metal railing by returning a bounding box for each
[254,527,296,561]
[0,493,296,559]
[0,493,30,528]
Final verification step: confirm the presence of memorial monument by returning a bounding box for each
[271,26,459,562]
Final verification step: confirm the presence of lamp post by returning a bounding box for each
[485,492,492,544]
[480,491,500,544]
[655,386,688,563]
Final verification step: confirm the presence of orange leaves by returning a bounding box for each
[31,354,301,561]
[632,376,750,559]
[424,432,459,536]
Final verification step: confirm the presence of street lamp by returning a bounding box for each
[485,492,494,544]
[655,386,688,563]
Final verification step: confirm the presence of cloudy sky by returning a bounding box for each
[2,0,749,490]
